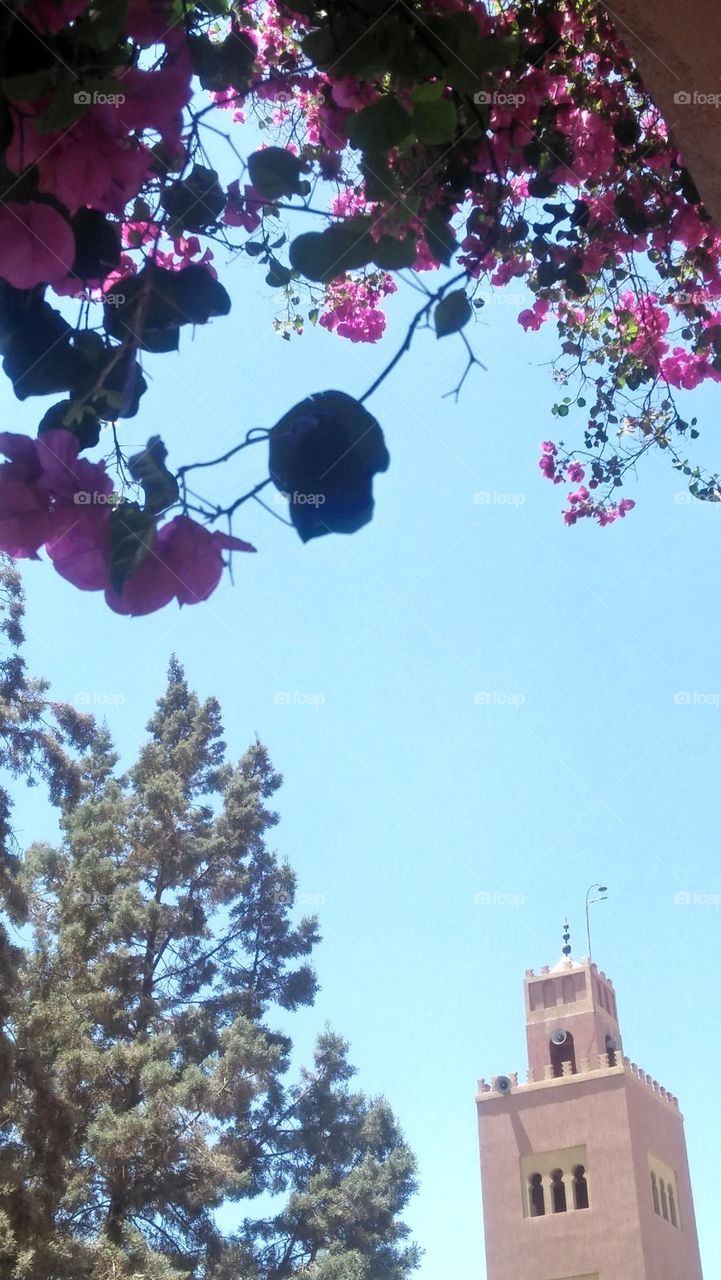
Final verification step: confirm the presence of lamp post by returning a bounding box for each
[585,883,608,962]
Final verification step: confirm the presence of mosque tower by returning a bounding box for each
[476,925,703,1280]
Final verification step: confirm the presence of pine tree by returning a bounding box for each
[1,660,419,1280]
[0,555,98,1276]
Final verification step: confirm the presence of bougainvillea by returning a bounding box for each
[1,0,720,614]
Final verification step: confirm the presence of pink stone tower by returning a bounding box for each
[476,937,703,1280]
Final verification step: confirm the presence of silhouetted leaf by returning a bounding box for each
[269,390,389,542]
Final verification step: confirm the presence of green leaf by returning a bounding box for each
[105,265,230,351]
[372,234,418,271]
[36,82,92,132]
[289,221,374,283]
[247,147,302,199]
[108,501,157,594]
[38,399,102,450]
[347,96,413,152]
[302,21,391,78]
[423,208,458,265]
[269,390,390,542]
[189,30,257,91]
[161,165,226,231]
[83,0,128,51]
[434,290,472,337]
[128,437,179,516]
[266,261,292,288]
[2,69,57,102]
[412,93,457,145]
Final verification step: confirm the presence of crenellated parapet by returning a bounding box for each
[477,1053,679,1109]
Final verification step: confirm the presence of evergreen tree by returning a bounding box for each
[0,555,97,1275]
[1,660,419,1280]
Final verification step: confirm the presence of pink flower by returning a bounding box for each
[319,273,396,344]
[126,0,173,46]
[0,430,112,559]
[27,0,88,31]
[518,299,550,331]
[119,52,193,149]
[660,349,708,390]
[105,516,255,616]
[560,108,615,182]
[0,203,75,289]
[47,514,112,591]
[566,462,585,482]
[7,108,150,217]
[540,441,557,455]
[224,182,266,232]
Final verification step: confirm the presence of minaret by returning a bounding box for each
[476,928,703,1280]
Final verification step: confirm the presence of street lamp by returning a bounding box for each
[585,883,608,962]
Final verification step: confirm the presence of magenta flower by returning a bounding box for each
[566,462,585,482]
[0,430,112,559]
[518,300,550,331]
[0,203,75,289]
[105,516,255,617]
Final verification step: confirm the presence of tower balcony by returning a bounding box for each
[477,1054,680,1110]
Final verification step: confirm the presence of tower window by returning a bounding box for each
[521,1147,587,1220]
[551,1169,567,1213]
[550,1029,576,1077]
[651,1171,660,1216]
[543,980,556,1008]
[648,1155,680,1229]
[573,1165,589,1210]
[529,1173,545,1217]
[605,1033,618,1067]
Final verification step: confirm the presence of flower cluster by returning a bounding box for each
[0,432,253,616]
[319,273,397,343]
[2,0,721,618]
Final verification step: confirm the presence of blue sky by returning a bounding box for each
[5,227,721,1277]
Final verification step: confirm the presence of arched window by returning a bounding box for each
[562,976,575,1005]
[651,1171,660,1215]
[551,1169,567,1213]
[659,1178,669,1221]
[668,1187,678,1227]
[543,980,556,1008]
[573,1165,589,1210]
[605,1033,618,1067]
[550,1030,577,1078]
[529,1173,545,1217]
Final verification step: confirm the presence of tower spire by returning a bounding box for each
[561,919,571,957]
